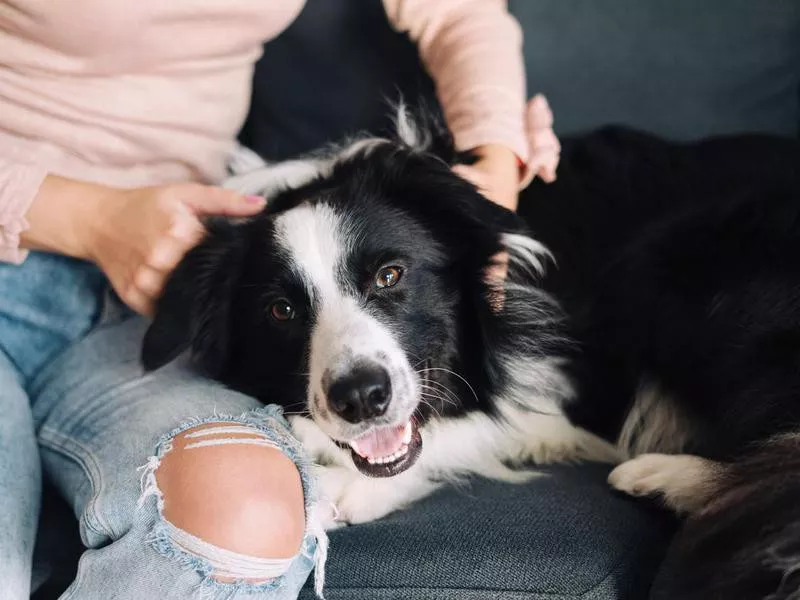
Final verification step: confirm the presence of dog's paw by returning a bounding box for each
[609,453,679,497]
[608,453,718,515]
[315,463,435,526]
[334,484,398,525]
[315,466,396,526]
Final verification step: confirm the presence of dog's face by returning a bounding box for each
[143,140,526,477]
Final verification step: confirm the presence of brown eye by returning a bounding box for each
[375,266,403,289]
[270,299,295,321]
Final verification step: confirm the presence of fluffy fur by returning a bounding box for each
[143,111,614,526]
[143,111,800,599]
[521,127,800,600]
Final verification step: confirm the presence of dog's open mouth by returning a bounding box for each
[347,420,422,477]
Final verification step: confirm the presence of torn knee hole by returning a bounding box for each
[150,423,306,582]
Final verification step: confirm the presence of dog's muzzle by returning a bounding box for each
[325,363,422,477]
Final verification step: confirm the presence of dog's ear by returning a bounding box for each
[141,220,248,375]
[382,150,526,258]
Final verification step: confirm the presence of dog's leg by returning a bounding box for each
[318,465,440,526]
[645,435,800,600]
[608,453,723,515]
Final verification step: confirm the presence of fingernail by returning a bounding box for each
[246,195,266,205]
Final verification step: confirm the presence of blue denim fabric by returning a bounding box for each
[0,252,319,600]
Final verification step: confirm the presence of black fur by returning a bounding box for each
[518,128,800,600]
[143,137,542,422]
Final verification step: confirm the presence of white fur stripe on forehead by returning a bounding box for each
[273,203,351,303]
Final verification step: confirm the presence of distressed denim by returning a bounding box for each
[0,252,323,600]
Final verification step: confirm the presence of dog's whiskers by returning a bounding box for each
[420,380,460,406]
[417,396,444,419]
[416,367,480,405]
[420,386,458,408]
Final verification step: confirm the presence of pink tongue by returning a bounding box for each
[350,424,406,459]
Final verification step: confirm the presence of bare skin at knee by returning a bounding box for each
[156,423,305,570]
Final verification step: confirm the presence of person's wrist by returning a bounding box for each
[471,143,522,211]
[472,143,519,168]
[76,183,126,265]
[45,175,123,263]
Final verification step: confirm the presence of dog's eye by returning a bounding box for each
[270,299,295,321]
[375,266,403,289]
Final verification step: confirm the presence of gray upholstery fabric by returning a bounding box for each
[299,465,675,600]
[511,0,800,139]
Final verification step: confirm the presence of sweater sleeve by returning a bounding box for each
[0,160,48,264]
[383,0,530,162]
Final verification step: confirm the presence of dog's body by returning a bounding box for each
[522,130,800,599]
[143,116,800,599]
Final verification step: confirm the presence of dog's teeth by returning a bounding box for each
[364,444,412,468]
[403,423,412,444]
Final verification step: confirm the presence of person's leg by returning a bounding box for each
[0,252,107,600]
[0,353,40,600]
[30,313,326,600]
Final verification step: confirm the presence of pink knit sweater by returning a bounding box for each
[0,0,559,263]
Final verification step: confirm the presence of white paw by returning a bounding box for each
[334,482,397,525]
[607,453,716,514]
[608,453,681,498]
[315,465,398,526]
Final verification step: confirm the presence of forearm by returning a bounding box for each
[468,143,520,210]
[20,174,118,262]
[384,0,529,160]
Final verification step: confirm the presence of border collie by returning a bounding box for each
[143,108,800,599]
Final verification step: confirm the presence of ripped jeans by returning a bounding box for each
[0,252,326,600]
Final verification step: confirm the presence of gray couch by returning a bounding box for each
[33,1,800,598]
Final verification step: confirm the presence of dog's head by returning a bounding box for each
[142,109,561,477]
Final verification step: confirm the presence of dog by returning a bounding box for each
[142,108,800,599]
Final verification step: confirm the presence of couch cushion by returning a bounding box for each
[512,0,800,139]
[299,464,675,600]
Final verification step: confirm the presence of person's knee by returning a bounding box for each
[154,423,305,578]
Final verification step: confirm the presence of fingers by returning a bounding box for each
[132,264,166,299]
[146,235,198,271]
[180,184,266,217]
[121,282,155,317]
[125,238,195,316]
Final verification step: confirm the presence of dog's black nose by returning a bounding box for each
[327,365,392,423]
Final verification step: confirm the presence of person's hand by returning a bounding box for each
[452,143,521,212]
[87,183,265,316]
[452,144,518,293]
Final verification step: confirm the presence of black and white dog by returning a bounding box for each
[143,109,800,600]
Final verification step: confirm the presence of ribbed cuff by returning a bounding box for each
[0,163,49,264]
[518,94,561,189]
